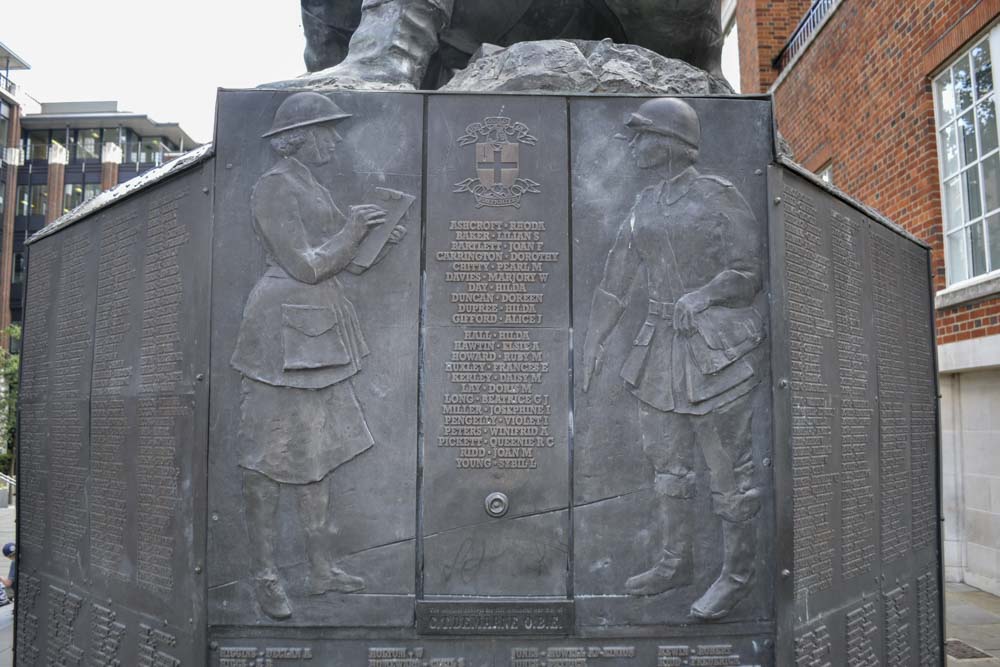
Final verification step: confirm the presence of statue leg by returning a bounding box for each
[294,0,454,89]
[604,0,724,78]
[625,404,695,596]
[301,0,362,72]
[295,476,366,595]
[243,470,293,619]
[690,393,759,620]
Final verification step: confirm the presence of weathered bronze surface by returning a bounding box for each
[14,91,942,666]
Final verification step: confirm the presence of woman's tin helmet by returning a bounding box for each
[262,92,351,138]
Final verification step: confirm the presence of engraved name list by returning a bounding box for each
[435,219,560,471]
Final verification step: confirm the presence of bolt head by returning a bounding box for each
[485,492,509,518]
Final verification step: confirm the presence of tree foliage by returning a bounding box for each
[0,326,20,476]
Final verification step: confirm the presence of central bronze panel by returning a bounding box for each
[421,96,571,597]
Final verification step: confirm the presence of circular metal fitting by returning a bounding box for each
[485,492,509,518]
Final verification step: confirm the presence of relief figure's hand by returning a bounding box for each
[348,204,387,238]
[388,225,407,244]
[674,290,709,336]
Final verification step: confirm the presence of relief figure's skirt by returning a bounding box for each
[238,376,375,485]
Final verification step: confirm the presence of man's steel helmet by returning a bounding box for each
[625,98,701,148]
[262,92,351,138]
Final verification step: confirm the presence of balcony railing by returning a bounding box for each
[0,72,15,97]
[773,0,841,71]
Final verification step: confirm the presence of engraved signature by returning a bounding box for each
[441,538,506,585]
[440,536,557,584]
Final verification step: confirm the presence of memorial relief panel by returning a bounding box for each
[208,90,423,628]
[571,96,775,631]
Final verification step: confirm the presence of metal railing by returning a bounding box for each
[773,0,841,71]
[0,72,14,97]
[0,473,15,487]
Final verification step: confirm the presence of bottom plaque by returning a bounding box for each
[416,600,575,635]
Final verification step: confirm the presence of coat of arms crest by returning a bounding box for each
[453,117,541,208]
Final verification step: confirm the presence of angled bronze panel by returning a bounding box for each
[775,167,942,666]
[17,162,213,665]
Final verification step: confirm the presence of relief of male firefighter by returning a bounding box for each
[582,98,766,620]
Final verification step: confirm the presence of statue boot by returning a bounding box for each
[254,570,293,620]
[625,490,693,596]
[293,0,453,89]
[690,518,755,620]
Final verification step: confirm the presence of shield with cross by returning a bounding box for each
[476,142,519,189]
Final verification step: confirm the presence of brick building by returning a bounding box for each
[735,0,1000,595]
[0,41,28,349]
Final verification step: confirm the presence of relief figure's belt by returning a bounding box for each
[647,299,675,323]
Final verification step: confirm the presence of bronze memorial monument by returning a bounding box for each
[13,2,943,665]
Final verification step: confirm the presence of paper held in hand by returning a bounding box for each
[350,187,416,270]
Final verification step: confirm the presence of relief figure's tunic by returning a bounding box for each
[617,166,764,416]
[232,158,374,484]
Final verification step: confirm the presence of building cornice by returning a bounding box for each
[936,271,1000,310]
[0,41,30,71]
[21,112,197,150]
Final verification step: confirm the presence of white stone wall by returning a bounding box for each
[941,372,964,583]
[941,367,1000,596]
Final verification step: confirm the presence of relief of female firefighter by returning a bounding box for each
[231,92,405,620]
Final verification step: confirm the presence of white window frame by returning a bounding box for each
[721,0,741,93]
[934,25,1000,287]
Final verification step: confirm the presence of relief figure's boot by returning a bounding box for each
[304,518,366,595]
[690,518,756,620]
[292,0,453,90]
[316,566,366,594]
[307,542,366,595]
[625,489,693,596]
[254,570,293,620]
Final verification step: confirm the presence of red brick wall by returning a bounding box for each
[738,0,813,93]
[938,301,1000,345]
[754,0,1000,345]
